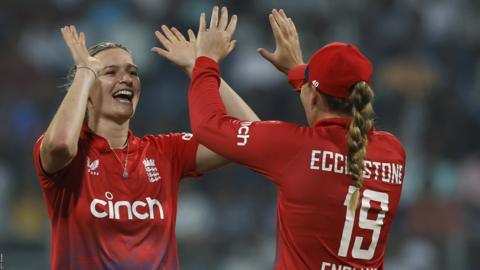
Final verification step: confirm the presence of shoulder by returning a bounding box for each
[141,132,195,144]
[371,130,406,159]
[140,132,197,153]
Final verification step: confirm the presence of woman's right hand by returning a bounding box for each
[61,25,103,75]
[196,6,238,63]
[257,9,304,75]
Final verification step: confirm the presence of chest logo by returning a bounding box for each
[87,157,99,176]
[143,158,161,183]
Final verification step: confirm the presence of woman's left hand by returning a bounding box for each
[196,6,237,63]
[152,26,197,75]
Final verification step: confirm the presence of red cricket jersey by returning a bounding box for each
[33,124,200,270]
[189,57,406,270]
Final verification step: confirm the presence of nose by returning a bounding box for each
[119,71,133,86]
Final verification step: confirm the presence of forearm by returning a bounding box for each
[219,79,259,121]
[43,70,94,154]
[185,66,259,122]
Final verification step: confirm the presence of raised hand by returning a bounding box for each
[60,25,102,76]
[196,6,238,63]
[152,26,197,75]
[257,9,304,74]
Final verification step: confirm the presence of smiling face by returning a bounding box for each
[87,48,141,124]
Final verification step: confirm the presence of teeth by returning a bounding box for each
[113,89,133,98]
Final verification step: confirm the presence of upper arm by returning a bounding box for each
[39,139,76,175]
[34,135,76,176]
[195,144,229,174]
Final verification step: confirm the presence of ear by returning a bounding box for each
[309,85,319,108]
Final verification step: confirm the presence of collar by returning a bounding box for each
[313,117,351,128]
[80,124,139,153]
[313,117,376,131]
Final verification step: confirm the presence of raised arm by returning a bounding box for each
[40,26,102,174]
[152,7,259,173]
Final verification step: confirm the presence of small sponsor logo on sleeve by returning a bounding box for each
[237,121,252,146]
[181,132,193,141]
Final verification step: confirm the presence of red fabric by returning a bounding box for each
[305,42,373,98]
[189,56,406,269]
[287,64,307,92]
[33,125,200,270]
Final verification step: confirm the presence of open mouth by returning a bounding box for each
[112,89,134,104]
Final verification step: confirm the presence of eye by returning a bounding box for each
[129,70,139,76]
[105,70,116,76]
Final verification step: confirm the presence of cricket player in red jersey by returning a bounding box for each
[33,24,258,269]
[189,7,406,270]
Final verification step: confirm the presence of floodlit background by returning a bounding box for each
[1,0,479,269]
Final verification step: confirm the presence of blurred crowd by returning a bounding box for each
[0,0,479,269]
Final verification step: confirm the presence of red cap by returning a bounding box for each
[288,42,373,98]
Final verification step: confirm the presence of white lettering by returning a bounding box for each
[89,192,165,220]
[321,262,331,270]
[132,201,148,220]
[321,261,378,270]
[90,199,108,218]
[334,153,344,173]
[114,201,133,220]
[308,150,403,186]
[310,150,321,170]
[363,160,372,178]
[322,151,334,172]
[147,197,164,219]
[372,162,381,181]
[236,122,252,146]
[381,163,391,183]
[181,132,193,141]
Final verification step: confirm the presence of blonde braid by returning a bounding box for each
[346,81,374,210]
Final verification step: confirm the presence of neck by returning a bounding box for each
[87,117,130,148]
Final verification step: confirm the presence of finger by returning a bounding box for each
[199,12,207,32]
[161,25,178,42]
[62,26,73,44]
[154,30,172,50]
[79,32,90,55]
[209,6,219,29]
[272,9,288,36]
[288,18,299,40]
[226,14,238,39]
[279,10,293,36]
[70,25,79,41]
[279,9,288,20]
[151,47,170,58]
[187,29,196,42]
[218,6,228,31]
[268,13,282,42]
[257,48,275,63]
[61,26,76,48]
[79,32,86,47]
[171,27,187,42]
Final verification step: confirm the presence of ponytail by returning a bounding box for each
[346,81,374,210]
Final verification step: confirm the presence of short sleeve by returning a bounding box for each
[153,132,202,179]
[32,134,81,190]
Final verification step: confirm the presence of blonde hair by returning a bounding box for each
[320,81,374,210]
[346,81,374,210]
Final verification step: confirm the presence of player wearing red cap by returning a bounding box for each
[33,25,258,269]
[189,7,405,270]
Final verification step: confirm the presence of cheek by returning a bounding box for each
[89,81,112,104]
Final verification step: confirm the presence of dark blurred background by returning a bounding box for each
[1,0,480,269]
